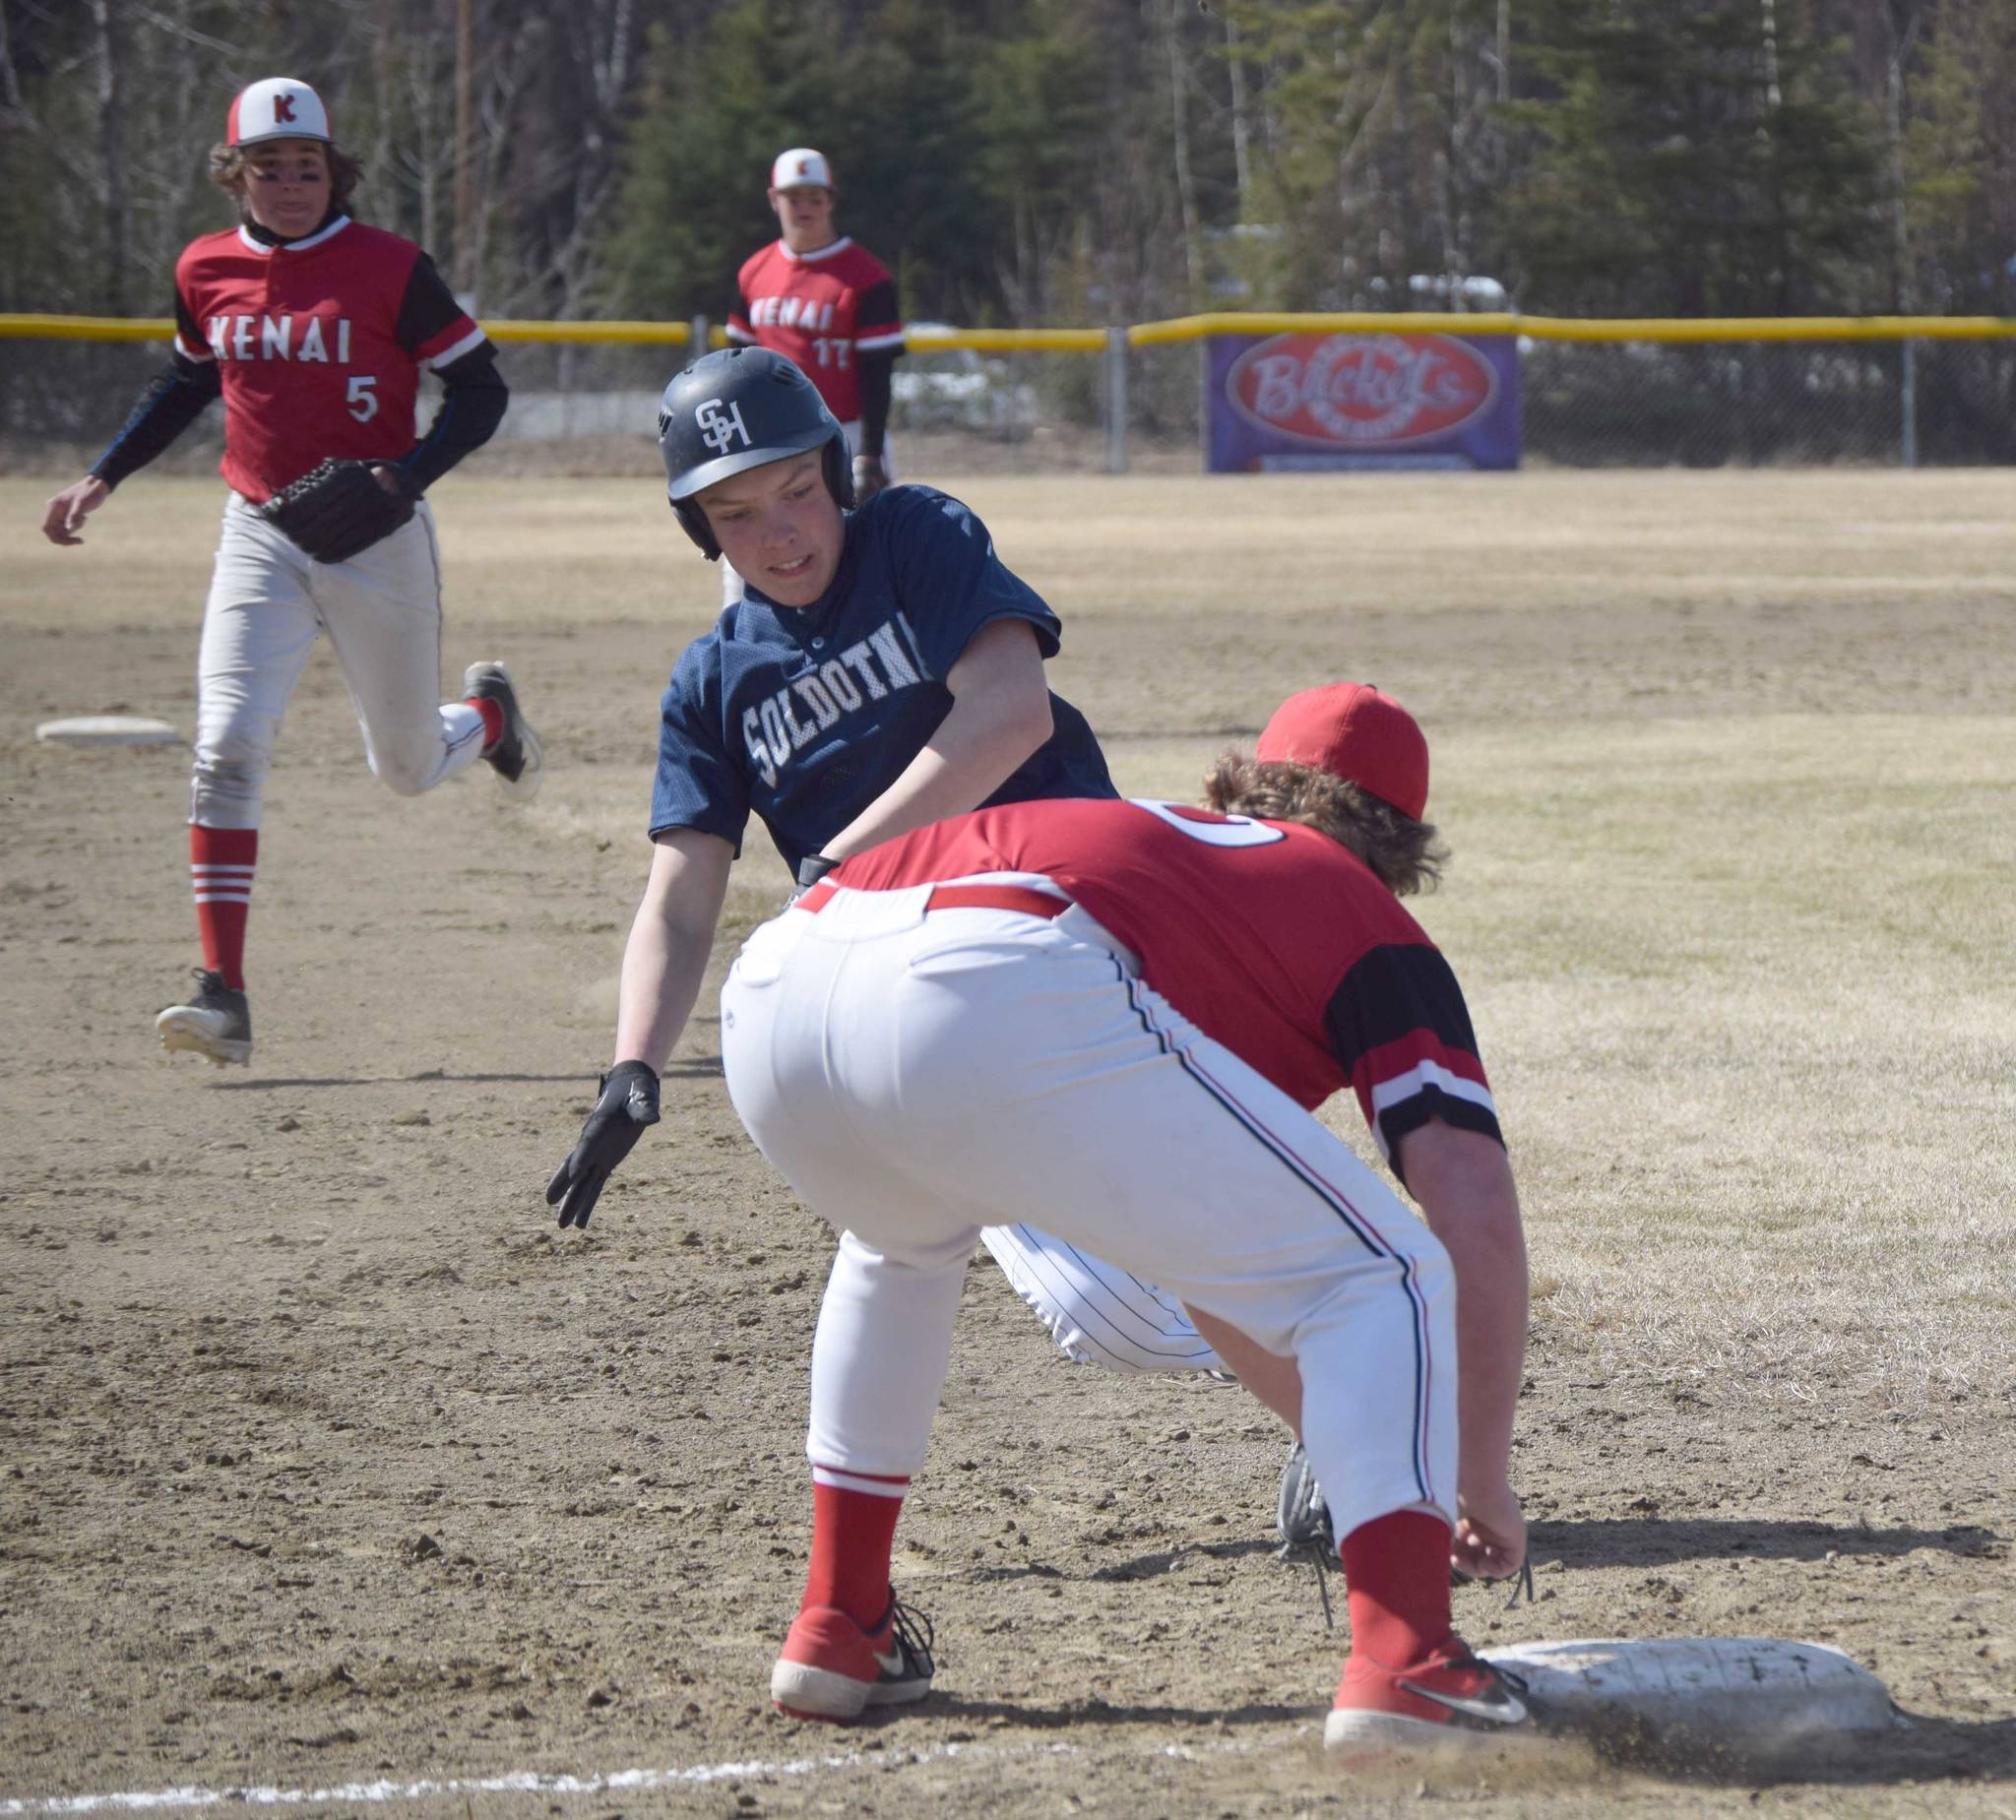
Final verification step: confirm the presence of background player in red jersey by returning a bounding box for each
[719,683,1533,1753]
[727,149,904,528]
[38,77,540,1069]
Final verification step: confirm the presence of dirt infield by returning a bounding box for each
[2,471,2012,1815]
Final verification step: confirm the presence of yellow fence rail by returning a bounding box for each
[7,310,2016,349]
[8,309,2005,471]
[1120,311,2016,346]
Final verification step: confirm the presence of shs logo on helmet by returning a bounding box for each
[1226,333,1496,448]
[695,398,752,455]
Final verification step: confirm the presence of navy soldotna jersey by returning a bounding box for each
[651,484,1116,871]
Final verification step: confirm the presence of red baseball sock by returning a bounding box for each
[467,694,504,751]
[190,824,257,991]
[1339,1509,1457,1666]
[802,1466,909,1630]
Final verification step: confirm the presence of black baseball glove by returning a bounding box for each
[261,459,415,564]
[545,1061,661,1229]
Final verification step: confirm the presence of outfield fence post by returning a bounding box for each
[1900,337,1919,470]
[1104,327,1129,474]
[689,315,709,365]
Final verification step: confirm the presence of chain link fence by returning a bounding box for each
[1521,338,2016,467]
[5,327,2014,477]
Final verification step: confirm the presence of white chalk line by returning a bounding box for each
[0,1734,1263,1814]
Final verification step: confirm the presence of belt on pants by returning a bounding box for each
[796,880,1070,920]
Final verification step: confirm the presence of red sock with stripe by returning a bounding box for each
[802,1466,909,1629]
[467,694,504,751]
[190,824,257,991]
[1339,1509,1457,1666]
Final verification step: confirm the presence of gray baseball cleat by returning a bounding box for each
[157,968,252,1066]
[1277,1440,1335,1554]
[464,660,543,802]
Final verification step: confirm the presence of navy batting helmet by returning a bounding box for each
[657,346,853,560]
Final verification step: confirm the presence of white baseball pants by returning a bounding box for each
[720,881,1459,1546]
[190,492,488,829]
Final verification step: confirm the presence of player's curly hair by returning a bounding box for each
[1202,752,1447,898]
[207,142,363,217]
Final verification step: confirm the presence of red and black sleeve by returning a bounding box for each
[854,276,903,456]
[89,297,222,488]
[1324,941,1503,1187]
[726,265,757,342]
[393,253,486,365]
[389,253,508,492]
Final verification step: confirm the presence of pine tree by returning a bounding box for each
[1501,0,1883,315]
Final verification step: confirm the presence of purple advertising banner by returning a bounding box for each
[1205,330,1520,471]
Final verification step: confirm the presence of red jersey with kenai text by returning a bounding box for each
[727,237,904,424]
[172,216,487,501]
[829,797,1502,1174]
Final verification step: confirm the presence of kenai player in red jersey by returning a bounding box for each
[40,77,541,1068]
[728,147,905,515]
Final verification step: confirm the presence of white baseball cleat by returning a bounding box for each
[464,660,543,803]
[157,968,253,1066]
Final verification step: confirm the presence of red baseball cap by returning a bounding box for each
[1254,682,1429,820]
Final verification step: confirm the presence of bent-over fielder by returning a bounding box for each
[721,682,1532,1754]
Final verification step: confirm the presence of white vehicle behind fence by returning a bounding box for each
[892,322,1039,439]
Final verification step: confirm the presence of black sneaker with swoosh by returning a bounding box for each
[1325,1641,1532,1753]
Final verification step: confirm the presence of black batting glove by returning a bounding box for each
[786,852,840,908]
[850,453,888,504]
[545,1061,661,1229]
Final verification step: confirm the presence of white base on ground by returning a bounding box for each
[34,715,182,746]
[1481,1637,1901,1746]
